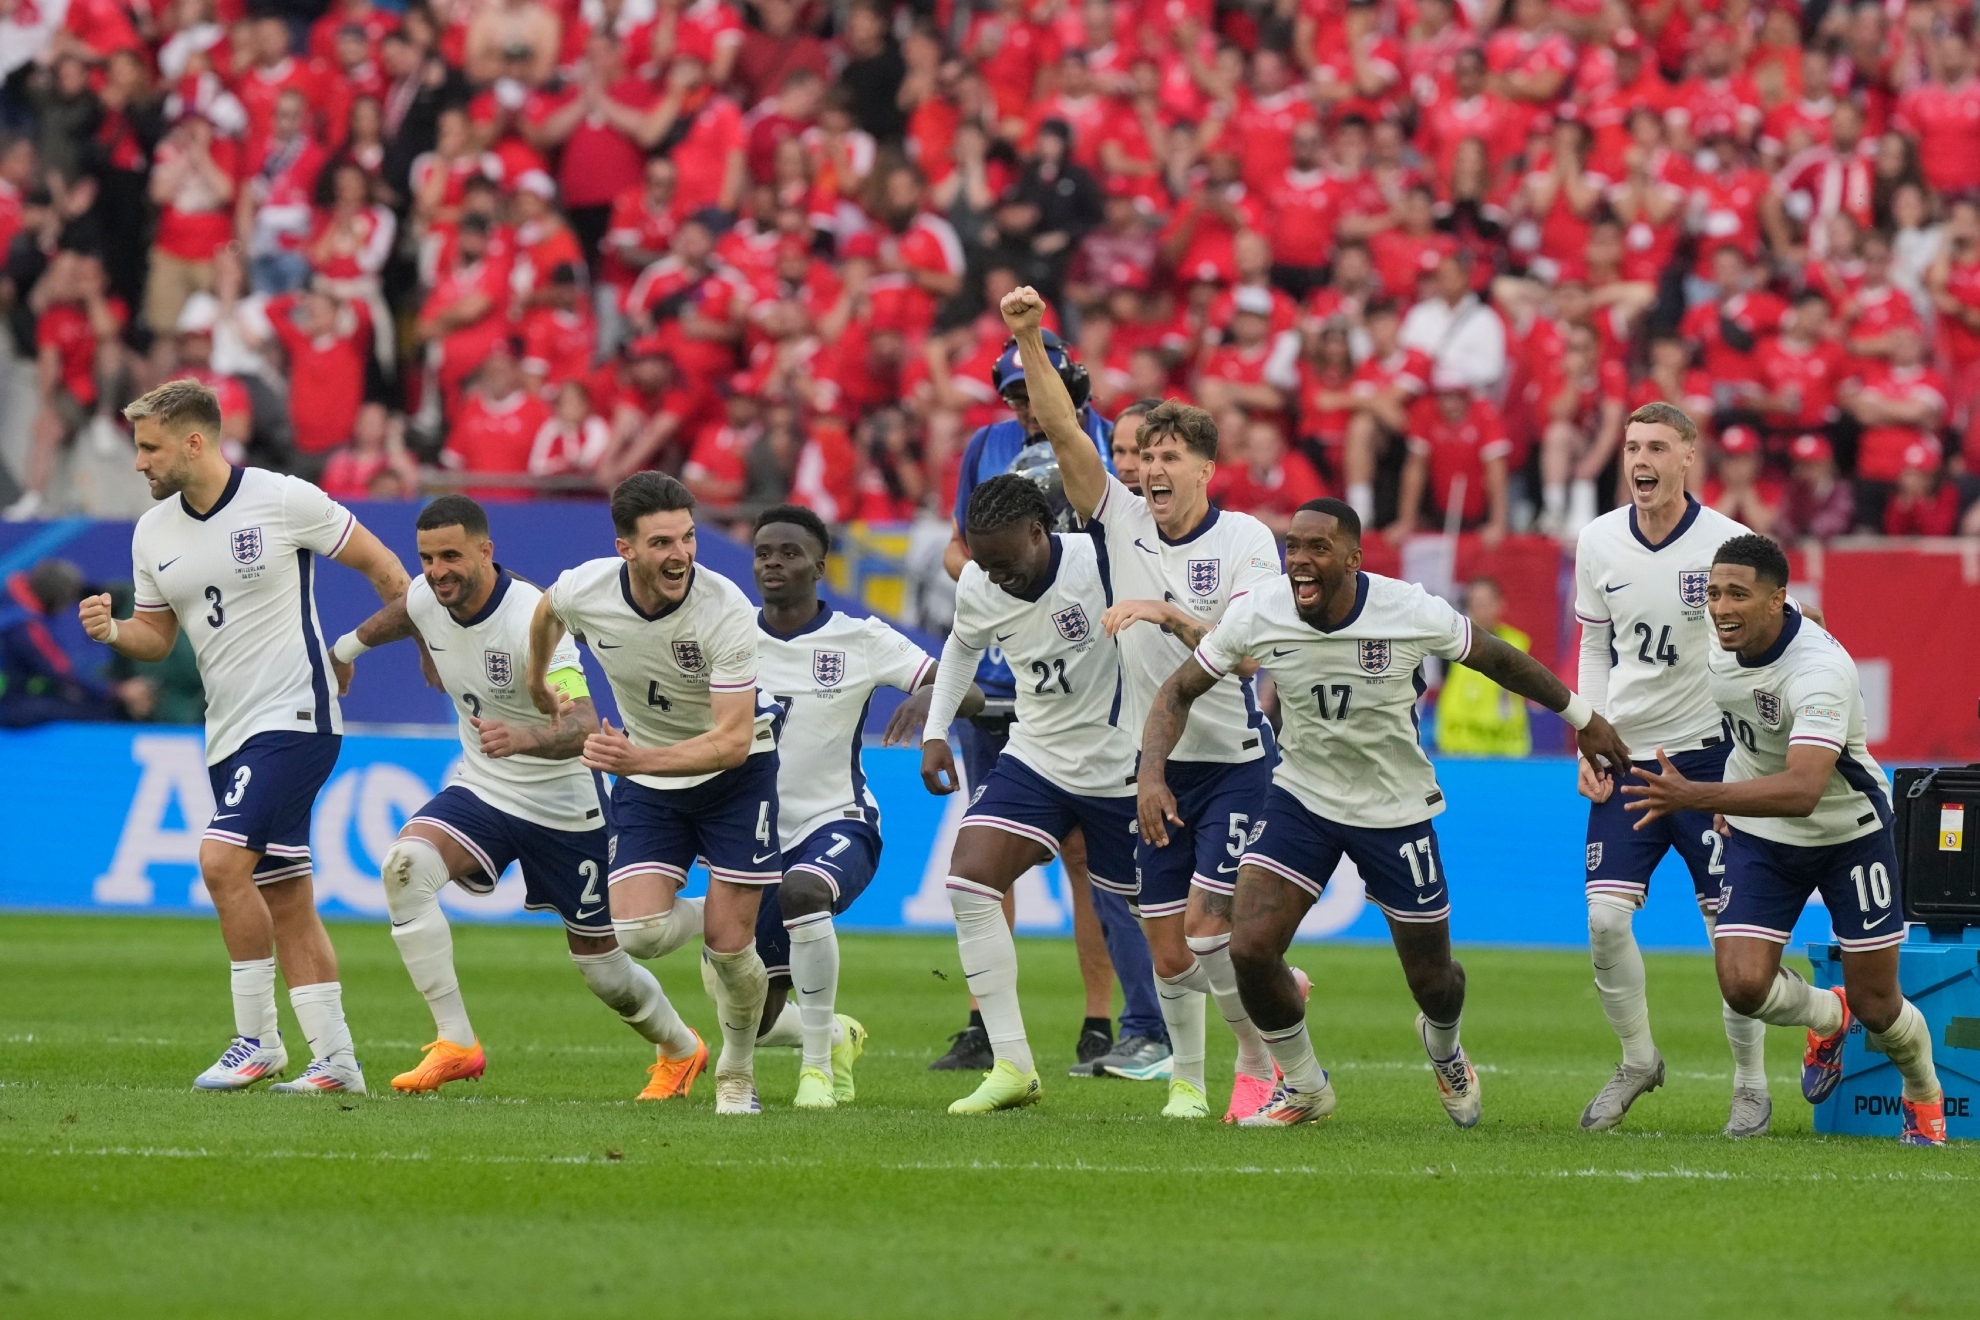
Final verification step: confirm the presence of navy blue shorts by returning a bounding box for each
[1586,741,1731,914]
[1135,755,1275,918]
[410,784,614,936]
[961,754,1138,894]
[754,819,882,976]
[1242,785,1450,924]
[610,751,783,889]
[204,731,342,885]
[1716,825,1905,954]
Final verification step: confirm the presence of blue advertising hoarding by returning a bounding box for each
[0,724,1838,950]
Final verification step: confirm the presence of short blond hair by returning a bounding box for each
[124,378,222,436]
[1625,400,1698,445]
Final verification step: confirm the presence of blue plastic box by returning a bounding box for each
[1807,925,1980,1139]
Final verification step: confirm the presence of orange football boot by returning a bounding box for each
[637,1031,709,1101]
[391,1039,487,1093]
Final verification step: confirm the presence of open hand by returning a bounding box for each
[1621,749,1695,829]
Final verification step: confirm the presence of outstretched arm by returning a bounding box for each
[1458,631,1631,773]
[1000,286,1108,519]
[1138,658,1219,847]
[333,521,412,604]
[1623,744,1835,826]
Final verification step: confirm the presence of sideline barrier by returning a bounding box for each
[0,725,1838,950]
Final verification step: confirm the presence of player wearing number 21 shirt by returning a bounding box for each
[328,495,703,1100]
[1621,533,1945,1147]
[1141,498,1632,1129]
[528,472,781,1117]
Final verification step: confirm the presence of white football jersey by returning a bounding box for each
[1574,498,1753,755]
[1092,474,1280,764]
[545,559,772,790]
[1197,572,1472,829]
[949,534,1136,797]
[131,466,354,764]
[1708,608,1890,848]
[407,569,605,833]
[757,605,933,849]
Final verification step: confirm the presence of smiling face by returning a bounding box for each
[1706,563,1786,654]
[1621,419,1694,516]
[417,521,493,612]
[1283,508,1361,627]
[967,519,1053,598]
[618,508,698,606]
[752,520,825,609]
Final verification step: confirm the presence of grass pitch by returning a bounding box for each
[1,914,1974,1318]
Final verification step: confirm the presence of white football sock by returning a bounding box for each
[1156,959,1213,1091]
[1751,966,1845,1036]
[1566,477,1598,532]
[949,879,1031,1073]
[1421,1013,1461,1061]
[1346,480,1374,524]
[614,896,704,960]
[288,981,355,1065]
[701,945,768,1078]
[570,947,697,1057]
[381,839,473,1046]
[1703,914,1768,1092]
[1867,1000,1942,1104]
[758,1000,802,1048]
[1189,934,1271,1080]
[230,957,278,1041]
[787,911,839,1074]
[1588,898,1656,1069]
[1258,1020,1326,1094]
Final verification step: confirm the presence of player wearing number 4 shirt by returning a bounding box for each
[79,380,413,1095]
[1572,401,1775,1138]
[529,473,780,1116]
[330,497,707,1099]
[920,474,1142,1115]
[746,504,982,1110]
[1623,535,1946,1146]
[1003,286,1292,1123]
[1143,499,1633,1128]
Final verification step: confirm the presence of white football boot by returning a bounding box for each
[193,1035,289,1090]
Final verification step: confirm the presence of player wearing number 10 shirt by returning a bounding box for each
[330,497,699,1100]
[1144,499,1632,1129]
[531,473,780,1117]
[1570,402,1774,1138]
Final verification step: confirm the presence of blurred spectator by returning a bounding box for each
[1399,256,1505,395]
[1214,418,1325,537]
[1434,577,1531,757]
[322,402,418,500]
[1701,426,1781,537]
[144,110,236,337]
[444,336,553,499]
[5,252,127,521]
[0,560,151,727]
[1774,432,1855,541]
[266,287,371,472]
[1393,386,1510,546]
[1881,442,1961,537]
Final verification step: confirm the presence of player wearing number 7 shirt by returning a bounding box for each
[328,496,703,1099]
[528,472,780,1116]
[1143,499,1632,1127]
[78,380,412,1095]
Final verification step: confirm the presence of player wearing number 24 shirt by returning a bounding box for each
[1143,499,1632,1129]
[79,380,412,1097]
[330,496,703,1100]
[1621,534,1945,1147]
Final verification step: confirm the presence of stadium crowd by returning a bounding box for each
[4,0,1980,541]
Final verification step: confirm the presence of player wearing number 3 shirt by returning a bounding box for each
[331,496,702,1100]
[1143,499,1631,1129]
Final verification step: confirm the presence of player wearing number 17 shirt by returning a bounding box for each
[78,380,412,1095]
[328,496,704,1099]
[528,473,779,1116]
[1143,499,1633,1127]
[1622,534,1945,1146]
[1570,401,1775,1138]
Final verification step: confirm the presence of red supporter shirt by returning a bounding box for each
[152,136,241,262]
[518,306,596,389]
[1232,88,1316,193]
[1264,169,1335,269]
[966,13,1056,123]
[37,298,127,407]
[682,421,756,490]
[1679,289,1786,385]
[1368,227,1458,300]
[1851,362,1947,482]
[1937,255,1980,369]
[1407,395,1510,523]
[1752,336,1847,429]
[1216,452,1327,518]
[1421,93,1519,183]
[446,391,555,499]
[602,184,680,287]
[528,80,656,210]
[669,95,744,213]
[267,296,371,454]
[1894,79,1980,195]
[232,58,317,151]
[1688,167,1771,277]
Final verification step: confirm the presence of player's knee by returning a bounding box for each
[381,837,448,922]
[1586,898,1635,945]
[613,901,701,960]
[1845,982,1902,1035]
[1717,967,1772,1018]
[1228,928,1281,984]
[779,870,835,920]
[571,948,644,1017]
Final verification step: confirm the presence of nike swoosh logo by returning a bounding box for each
[799,986,828,996]
[1216,863,1238,874]
[211,813,238,820]
[157,557,180,571]
[427,645,445,651]
[391,918,415,928]
[1271,648,1296,658]
[1604,583,1631,593]
[995,632,1016,643]
[1416,893,1439,904]
[1862,913,1890,930]
[751,851,778,865]
[598,642,623,649]
[1133,539,1161,555]
[575,909,605,922]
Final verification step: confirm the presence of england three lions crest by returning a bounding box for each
[1052,604,1091,643]
[672,640,706,673]
[483,649,513,687]
[812,649,846,687]
[1586,843,1603,872]
[230,526,263,565]
[1679,569,1710,609]
[1358,639,1391,674]
[1187,558,1220,596]
[1753,690,1783,728]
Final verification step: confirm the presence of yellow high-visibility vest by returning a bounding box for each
[1435,623,1532,757]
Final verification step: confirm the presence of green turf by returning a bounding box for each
[0,914,1973,1318]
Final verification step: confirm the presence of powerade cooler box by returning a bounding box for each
[1808,767,1980,1139]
